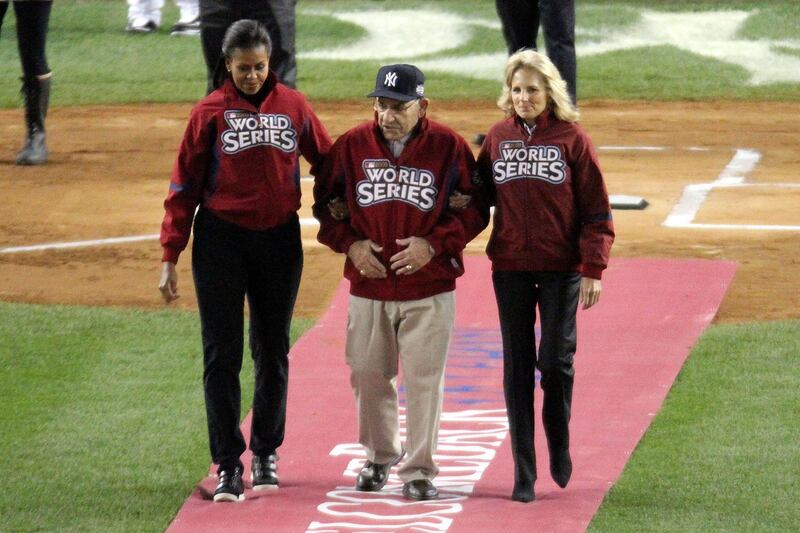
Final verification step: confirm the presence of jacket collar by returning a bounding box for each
[514,108,554,133]
[221,72,278,109]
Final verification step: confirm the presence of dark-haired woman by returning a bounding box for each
[1,1,53,165]
[158,19,331,502]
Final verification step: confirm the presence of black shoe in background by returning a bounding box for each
[252,453,279,492]
[213,465,245,502]
[125,20,158,34]
[170,17,200,36]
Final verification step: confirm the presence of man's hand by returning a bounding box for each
[159,261,179,303]
[348,239,386,278]
[390,237,434,275]
[448,191,471,209]
[328,197,349,220]
[579,277,602,310]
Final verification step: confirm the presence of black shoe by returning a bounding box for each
[402,479,438,501]
[550,448,572,488]
[16,76,50,166]
[214,465,245,502]
[473,133,486,146]
[16,131,47,166]
[511,480,535,503]
[170,17,200,36]
[251,453,279,491]
[125,20,158,34]
[355,450,405,492]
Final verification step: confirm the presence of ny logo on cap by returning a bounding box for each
[384,72,398,87]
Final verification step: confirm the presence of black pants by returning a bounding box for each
[495,0,576,103]
[0,0,52,76]
[192,208,303,469]
[199,0,297,92]
[492,270,580,486]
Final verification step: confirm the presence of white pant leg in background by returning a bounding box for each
[174,0,198,24]
[127,0,164,27]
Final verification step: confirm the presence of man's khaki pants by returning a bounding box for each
[346,291,455,482]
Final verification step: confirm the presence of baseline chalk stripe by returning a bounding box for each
[167,256,735,533]
[664,147,800,231]
[0,234,161,254]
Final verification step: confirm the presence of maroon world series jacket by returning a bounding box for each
[477,111,614,279]
[314,116,489,301]
[160,75,332,264]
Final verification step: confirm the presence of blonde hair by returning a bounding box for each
[497,49,579,123]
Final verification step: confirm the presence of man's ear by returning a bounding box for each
[418,98,429,117]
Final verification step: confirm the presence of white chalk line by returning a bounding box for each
[4,146,796,254]
[6,145,667,254]
[1,234,162,254]
[679,223,800,231]
[0,219,325,254]
[663,148,800,232]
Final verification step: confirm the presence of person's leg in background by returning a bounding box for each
[199,0,233,94]
[539,0,576,103]
[14,0,53,166]
[0,2,8,34]
[199,0,297,93]
[265,0,296,88]
[495,0,539,53]
[170,0,200,36]
[492,270,539,502]
[126,0,163,33]
[244,1,296,88]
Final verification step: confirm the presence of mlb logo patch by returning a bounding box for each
[363,160,391,170]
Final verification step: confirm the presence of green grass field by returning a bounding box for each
[1,303,797,531]
[1,0,799,531]
[0,302,313,532]
[1,0,799,106]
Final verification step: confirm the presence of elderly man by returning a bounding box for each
[314,64,488,501]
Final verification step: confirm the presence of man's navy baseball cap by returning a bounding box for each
[368,64,425,102]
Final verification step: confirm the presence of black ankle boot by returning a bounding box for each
[16,75,50,166]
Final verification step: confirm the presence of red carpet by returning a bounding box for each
[167,257,736,533]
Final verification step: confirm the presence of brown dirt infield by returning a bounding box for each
[1,100,798,323]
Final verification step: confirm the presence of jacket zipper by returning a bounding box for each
[524,122,536,252]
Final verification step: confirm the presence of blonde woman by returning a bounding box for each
[477,50,614,502]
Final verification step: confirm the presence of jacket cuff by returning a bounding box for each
[162,247,181,264]
[339,234,361,256]
[424,237,438,257]
[582,264,605,280]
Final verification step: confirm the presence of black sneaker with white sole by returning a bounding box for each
[251,454,279,491]
[170,18,200,36]
[125,20,158,34]
[213,465,245,502]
